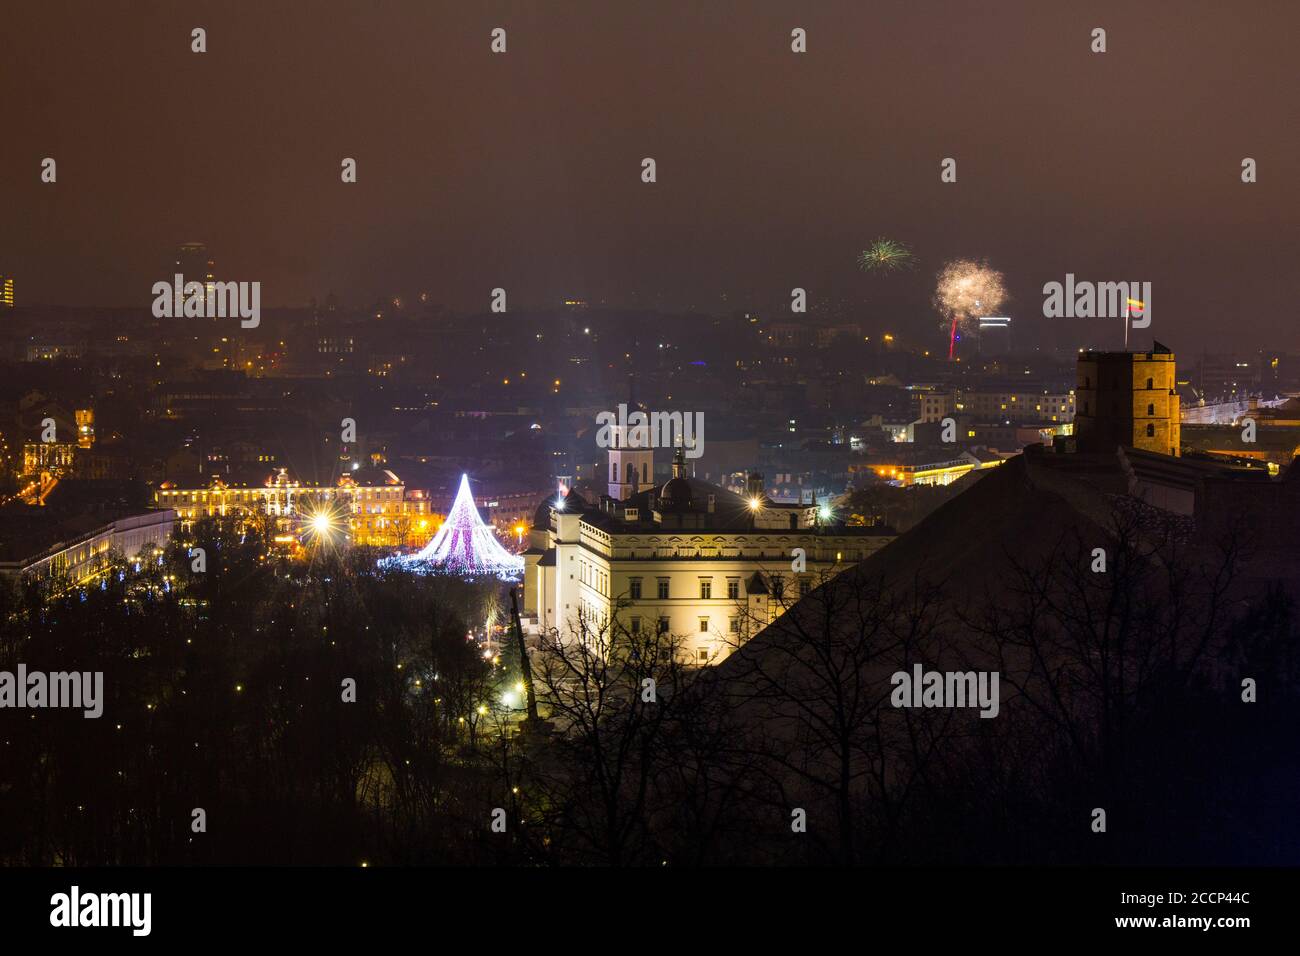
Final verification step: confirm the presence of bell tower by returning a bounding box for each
[607,375,655,501]
[608,420,654,500]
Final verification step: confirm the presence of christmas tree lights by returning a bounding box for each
[380,474,524,579]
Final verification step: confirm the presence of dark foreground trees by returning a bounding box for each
[2,496,1297,866]
[0,521,507,865]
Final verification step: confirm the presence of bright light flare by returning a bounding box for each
[303,505,344,545]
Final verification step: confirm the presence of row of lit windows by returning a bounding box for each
[630,615,736,633]
[159,487,401,500]
[623,575,812,601]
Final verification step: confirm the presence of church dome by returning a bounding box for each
[533,489,586,527]
[658,476,693,510]
[532,498,554,528]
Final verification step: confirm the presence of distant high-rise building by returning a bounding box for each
[172,242,215,309]
[977,316,1010,355]
[0,275,13,308]
[1075,345,1181,457]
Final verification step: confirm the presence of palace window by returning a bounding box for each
[699,580,712,599]
[657,579,670,599]
[629,578,642,599]
[727,579,740,599]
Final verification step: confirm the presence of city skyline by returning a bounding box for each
[3,1,1297,352]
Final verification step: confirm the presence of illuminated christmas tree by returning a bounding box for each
[381,473,524,579]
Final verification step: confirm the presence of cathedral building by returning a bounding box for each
[523,430,895,665]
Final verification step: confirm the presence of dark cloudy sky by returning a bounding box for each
[3,0,1297,351]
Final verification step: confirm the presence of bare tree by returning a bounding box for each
[515,612,699,865]
[719,566,953,864]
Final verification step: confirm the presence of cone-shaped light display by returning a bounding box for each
[381,474,524,579]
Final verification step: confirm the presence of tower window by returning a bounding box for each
[1147,403,1155,416]
[1146,424,1155,437]
[1146,377,1154,390]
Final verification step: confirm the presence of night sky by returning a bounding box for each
[3,0,1297,350]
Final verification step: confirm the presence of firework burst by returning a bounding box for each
[858,238,915,273]
[933,259,1006,359]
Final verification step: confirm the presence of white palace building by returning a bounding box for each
[522,427,895,665]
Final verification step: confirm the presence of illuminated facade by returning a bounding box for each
[525,449,894,665]
[75,409,95,449]
[0,275,13,308]
[853,450,1003,488]
[22,441,77,478]
[0,511,176,586]
[155,467,436,548]
[954,389,1076,424]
